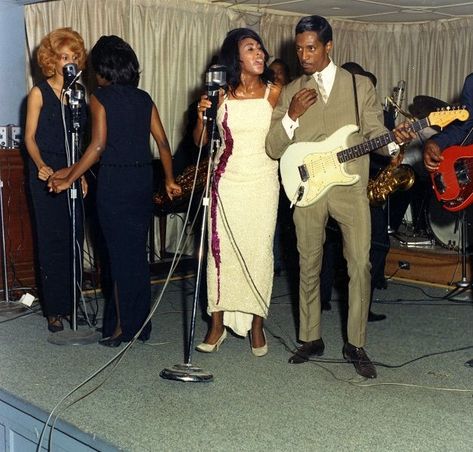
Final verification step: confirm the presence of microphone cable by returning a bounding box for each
[37,115,211,451]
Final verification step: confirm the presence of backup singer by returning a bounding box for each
[49,35,181,346]
[193,28,280,356]
[266,15,415,377]
[25,28,87,333]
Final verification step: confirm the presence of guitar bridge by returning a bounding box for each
[298,164,308,182]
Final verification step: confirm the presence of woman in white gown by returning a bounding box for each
[193,28,281,356]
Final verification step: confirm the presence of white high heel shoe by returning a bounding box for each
[195,329,227,353]
[250,329,268,357]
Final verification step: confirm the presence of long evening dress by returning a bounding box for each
[207,85,279,336]
[94,84,153,341]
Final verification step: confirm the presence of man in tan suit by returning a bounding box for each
[266,15,414,378]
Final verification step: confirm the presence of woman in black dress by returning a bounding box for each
[24,28,87,333]
[50,35,181,346]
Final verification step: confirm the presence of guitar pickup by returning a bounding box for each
[433,172,445,194]
[298,164,308,182]
[454,159,470,186]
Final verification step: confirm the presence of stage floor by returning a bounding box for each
[1,273,473,451]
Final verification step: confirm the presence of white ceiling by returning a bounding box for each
[8,0,473,22]
[216,0,473,22]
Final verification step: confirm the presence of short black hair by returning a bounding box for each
[295,15,333,45]
[341,62,377,87]
[219,28,274,93]
[341,62,365,75]
[364,71,377,87]
[91,35,140,87]
[270,58,291,81]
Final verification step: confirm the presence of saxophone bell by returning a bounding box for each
[367,162,415,206]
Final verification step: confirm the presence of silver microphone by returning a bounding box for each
[204,64,227,121]
[62,63,82,92]
[393,80,406,118]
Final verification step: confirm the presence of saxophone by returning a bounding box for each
[367,154,415,206]
[153,157,209,211]
[368,80,415,206]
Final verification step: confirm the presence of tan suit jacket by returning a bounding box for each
[266,67,388,347]
[266,67,388,187]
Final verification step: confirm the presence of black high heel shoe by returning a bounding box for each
[47,316,64,333]
[99,334,126,347]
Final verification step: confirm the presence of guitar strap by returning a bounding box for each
[460,125,473,146]
[351,74,360,128]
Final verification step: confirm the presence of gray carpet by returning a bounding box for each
[0,274,472,451]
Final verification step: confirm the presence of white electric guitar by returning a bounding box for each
[279,109,469,208]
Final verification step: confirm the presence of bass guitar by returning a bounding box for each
[431,144,473,212]
[280,109,469,208]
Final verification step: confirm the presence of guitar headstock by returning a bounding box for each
[428,107,469,128]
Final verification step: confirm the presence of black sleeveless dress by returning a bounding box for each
[28,80,85,318]
[93,84,153,341]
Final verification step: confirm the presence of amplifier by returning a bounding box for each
[0,125,22,149]
[0,126,8,148]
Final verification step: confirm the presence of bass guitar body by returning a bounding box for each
[431,144,473,212]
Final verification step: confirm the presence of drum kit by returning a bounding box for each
[393,95,473,252]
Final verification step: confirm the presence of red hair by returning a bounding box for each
[37,27,86,77]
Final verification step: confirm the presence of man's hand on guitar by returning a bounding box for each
[423,139,443,172]
[288,88,318,121]
[392,121,417,146]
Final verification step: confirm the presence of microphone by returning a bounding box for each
[393,80,406,119]
[62,63,82,92]
[204,64,227,121]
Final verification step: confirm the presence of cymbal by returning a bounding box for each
[408,95,450,119]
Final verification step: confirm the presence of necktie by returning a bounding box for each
[316,73,328,103]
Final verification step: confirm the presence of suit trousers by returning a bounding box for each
[293,182,371,348]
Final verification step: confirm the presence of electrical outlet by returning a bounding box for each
[399,260,410,270]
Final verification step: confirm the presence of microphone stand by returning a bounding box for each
[160,113,219,383]
[0,167,10,303]
[48,86,100,346]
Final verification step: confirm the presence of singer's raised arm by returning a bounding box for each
[193,94,213,147]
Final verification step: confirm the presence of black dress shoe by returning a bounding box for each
[374,277,388,290]
[342,343,377,379]
[99,335,127,347]
[368,311,386,322]
[288,338,325,364]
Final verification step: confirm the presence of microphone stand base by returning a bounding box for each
[160,363,213,383]
[47,328,101,346]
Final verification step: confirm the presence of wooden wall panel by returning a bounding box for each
[0,149,36,293]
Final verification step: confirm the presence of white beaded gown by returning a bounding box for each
[207,85,279,336]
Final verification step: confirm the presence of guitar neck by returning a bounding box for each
[337,117,429,163]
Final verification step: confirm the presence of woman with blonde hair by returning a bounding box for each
[24,28,87,333]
